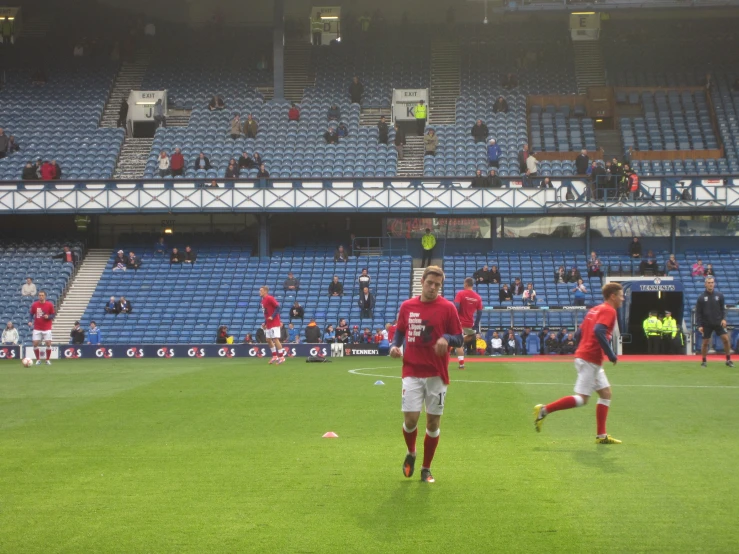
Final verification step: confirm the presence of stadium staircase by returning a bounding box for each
[99,50,151,128]
[360,108,391,126]
[572,41,607,94]
[594,129,624,161]
[256,86,274,101]
[55,250,111,335]
[283,40,314,103]
[165,109,192,127]
[429,40,460,126]
[113,138,154,179]
[396,136,425,177]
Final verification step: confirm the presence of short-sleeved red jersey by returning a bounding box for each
[261,295,282,329]
[396,295,463,384]
[575,303,617,366]
[30,300,55,331]
[454,289,483,328]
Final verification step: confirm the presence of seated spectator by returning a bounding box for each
[493,96,509,113]
[7,135,19,153]
[489,265,501,284]
[539,176,554,189]
[280,323,289,343]
[104,296,117,314]
[287,322,300,343]
[666,253,679,274]
[329,275,344,296]
[194,152,212,171]
[520,327,532,354]
[324,128,339,144]
[499,284,513,302]
[0,128,8,157]
[557,328,569,344]
[40,160,56,180]
[473,265,491,285]
[587,252,602,277]
[170,248,182,264]
[183,246,196,264]
[522,283,537,305]
[350,325,361,344]
[2,322,19,345]
[113,250,128,271]
[471,119,489,143]
[324,324,336,343]
[336,123,347,138]
[243,114,258,138]
[561,333,576,355]
[157,151,170,177]
[691,259,704,277]
[288,103,300,121]
[504,330,519,355]
[349,76,364,104]
[489,332,504,355]
[283,272,300,292]
[502,73,518,89]
[116,296,132,314]
[238,151,254,170]
[22,162,37,180]
[511,277,524,296]
[545,333,561,354]
[629,236,642,258]
[50,160,62,179]
[53,245,78,265]
[257,164,270,178]
[209,180,219,188]
[358,286,374,319]
[358,268,371,289]
[378,116,389,144]
[334,245,348,262]
[361,327,373,343]
[225,159,240,179]
[488,169,504,188]
[170,148,184,177]
[336,319,350,343]
[571,279,587,306]
[554,266,567,284]
[290,301,305,319]
[229,114,242,139]
[126,251,141,270]
[470,169,488,188]
[567,267,582,283]
[256,324,267,343]
[374,328,384,344]
[253,152,264,167]
[639,257,659,276]
[327,104,341,121]
[208,95,225,111]
[704,263,715,277]
[87,321,102,345]
[21,277,37,297]
[154,237,167,254]
[487,139,501,168]
[424,129,438,156]
[475,333,488,355]
[243,333,255,344]
[70,321,85,345]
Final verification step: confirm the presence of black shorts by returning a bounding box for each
[702,324,727,338]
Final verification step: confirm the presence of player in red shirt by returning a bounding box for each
[28,290,55,365]
[453,277,483,370]
[533,282,624,444]
[259,286,285,365]
[390,266,463,483]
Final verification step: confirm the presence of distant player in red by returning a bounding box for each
[453,277,483,370]
[28,290,55,365]
[390,266,463,483]
[533,282,624,444]
[259,286,285,365]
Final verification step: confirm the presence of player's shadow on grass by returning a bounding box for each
[356,481,433,541]
[571,448,624,474]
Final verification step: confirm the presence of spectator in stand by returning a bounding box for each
[424,128,438,156]
[323,324,336,343]
[539,176,554,189]
[358,286,374,319]
[394,123,405,160]
[334,245,348,262]
[22,162,37,180]
[229,114,242,139]
[87,321,102,345]
[470,169,488,188]
[290,301,304,320]
[639,256,659,276]
[157,150,170,178]
[377,116,389,145]
[525,151,539,188]
[53,245,78,265]
[475,333,488,355]
[5,135,18,153]
[473,265,491,285]
[571,279,587,306]
[183,246,196,264]
[554,266,567,284]
[336,319,350,343]
[154,237,167,255]
[170,248,182,264]
[499,283,513,302]
[194,152,212,171]
[350,325,361,344]
[493,96,509,113]
[561,333,576,354]
[489,169,504,189]
[575,149,590,175]
[238,151,254,170]
[324,127,339,144]
[256,324,267,344]
[358,268,371,289]
[629,237,642,258]
[118,99,129,128]
[691,259,704,277]
[22,277,37,297]
[208,95,225,111]
[502,73,518,89]
[504,330,519,355]
[288,103,300,121]
[209,180,219,188]
[2,322,19,345]
[489,265,502,284]
[520,327,532,354]
[666,254,679,275]
[126,251,141,270]
[283,272,300,293]
[518,143,529,175]
[522,283,537,305]
[257,164,269,178]
[50,160,62,179]
[243,333,255,344]
[0,128,8,158]
[225,159,240,179]
[327,104,341,121]
[34,159,42,178]
[328,275,344,297]
[545,332,560,354]
[305,318,321,343]
[623,145,636,167]
[116,296,132,314]
[487,139,501,168]
[337,123,348,138]
[361,327,373,343]
[70,321,85,345]
[215,325,230,344]
[243,114,258,138]
[112,252,126,273]
[567,267,582,283]
[280,323,289,344]
[287,322,300,343]
[104,296,117,314]
[170,148,184,177]
[253,152,264,168]
[589,162,607,199]
[587,251,602,277]
[40,160,56,180]
[349,76,364,104]
[704,263,715,277]
[153,99,166,128]
[511,277,524,296]
[489,331,504,355]
[471,119,489,143]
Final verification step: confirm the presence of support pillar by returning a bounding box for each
[272,0,285,101]
[259,214,270,258]
[585,216,591,256]
[670,216,677,254]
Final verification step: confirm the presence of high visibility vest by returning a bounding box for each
[312,19,323,32]
[415,104,427,120]
[643,316,662,336]
[662,316,677,338]
[421,233,436,250]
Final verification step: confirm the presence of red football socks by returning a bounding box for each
[46,348,52,361]
[596,399,611,436]
[422,429,440,469]
[545,395,584,414]
[402,424,417,454]
[33,348,40,360]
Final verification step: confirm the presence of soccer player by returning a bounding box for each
[454,277,483,370]
[390,266,463,483]
[28,290,55,365]
[533,282,624,444]
[696,276,733,368]
[259,286,285,365]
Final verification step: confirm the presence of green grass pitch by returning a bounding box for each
[1,357,738,553]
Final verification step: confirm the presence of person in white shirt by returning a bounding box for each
[358,268,371,289]
[489,331,504,355]
[525,152,539,188]
[157,151,170,178]
[21,277,37,297]
[2,322,19,345]
[522,283,537,305]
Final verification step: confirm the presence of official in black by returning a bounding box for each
[696,276,733,367]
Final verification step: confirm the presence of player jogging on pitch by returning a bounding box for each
[454,277,483,370]
[696,276,733,368]
[533,282,624,444]
[391,266,463,483]
[259,286,285,365]
[28,290,55,365]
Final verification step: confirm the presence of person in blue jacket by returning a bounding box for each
[487,138,502,169]
[87,321,102,345]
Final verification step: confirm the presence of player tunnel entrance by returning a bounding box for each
[619,280,684,354]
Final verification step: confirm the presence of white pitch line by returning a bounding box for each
[348,367,739,390]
